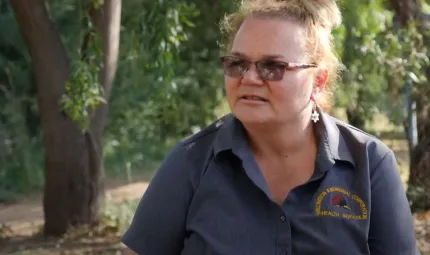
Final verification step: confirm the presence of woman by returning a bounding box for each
[122,0,419,254]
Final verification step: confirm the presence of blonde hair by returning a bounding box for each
[219,0,342,111]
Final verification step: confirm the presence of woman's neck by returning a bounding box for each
[244,117,317,158]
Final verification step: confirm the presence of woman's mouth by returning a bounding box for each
[240,95,268,102]
[239,95,269,105]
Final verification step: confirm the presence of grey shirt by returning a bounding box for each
[122,112,419,255]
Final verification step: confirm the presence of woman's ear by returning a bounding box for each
[311,69,328,100]
[314,69,328,91]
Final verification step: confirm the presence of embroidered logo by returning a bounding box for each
[331,195,351,210]
[315,187,368,220]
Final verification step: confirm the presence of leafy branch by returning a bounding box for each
[60,8,105,131]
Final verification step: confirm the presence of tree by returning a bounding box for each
[386,0,430,211]
[104,0,238,168]
[334,1,394,131]
[9,0,121,236]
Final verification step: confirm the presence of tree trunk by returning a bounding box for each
[387,0,430,211]
[9,0,121,236]
[345,105,366,131]
[89,0,121,142]
[408,68,430,211]
[388,0,420,25]
[341,14,367,132]
[345,88,366,131]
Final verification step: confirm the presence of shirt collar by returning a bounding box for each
[213,114,248,156]
[213,110,355,167]
[319,111,355,166]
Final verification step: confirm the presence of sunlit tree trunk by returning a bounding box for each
[341,14,367,131]
[9,0,121,236]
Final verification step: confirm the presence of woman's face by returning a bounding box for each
[224,17,326,125]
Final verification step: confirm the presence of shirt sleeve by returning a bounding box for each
[121,142,195,255]
[368,150,420,255]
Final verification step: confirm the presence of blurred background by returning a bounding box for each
[0,0,429,254]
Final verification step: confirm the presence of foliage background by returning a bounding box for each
[0,0,429,202]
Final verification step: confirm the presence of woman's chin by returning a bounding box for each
[232,110,274,125]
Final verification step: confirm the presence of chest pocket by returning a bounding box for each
[285,183,370,255]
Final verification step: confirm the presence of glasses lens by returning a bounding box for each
[221,57,249,78]
[257,61,286,81]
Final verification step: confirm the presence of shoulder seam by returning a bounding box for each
[372,150,393,172]
[334,118,378,139]
[182,126,220,147]
[181,117,226,147]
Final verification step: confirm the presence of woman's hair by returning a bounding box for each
[219,0,342,111]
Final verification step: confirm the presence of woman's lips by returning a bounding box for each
[238,95,268,104]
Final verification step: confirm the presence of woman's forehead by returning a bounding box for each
[231,18,309,61]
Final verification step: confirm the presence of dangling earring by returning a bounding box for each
[311,102,320,123]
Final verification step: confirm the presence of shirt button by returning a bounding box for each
[280,215,286,222]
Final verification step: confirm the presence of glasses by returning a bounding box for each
[220,55,318,81]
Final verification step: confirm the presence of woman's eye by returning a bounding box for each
[261,68,276,77]
[229,60,246,67]
[262,63,284,74]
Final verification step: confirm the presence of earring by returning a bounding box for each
[311,103,320,123]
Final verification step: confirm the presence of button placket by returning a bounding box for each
[280,215,286,222]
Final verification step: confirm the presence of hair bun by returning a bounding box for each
[301,0,341,29]
[240,0,342,29]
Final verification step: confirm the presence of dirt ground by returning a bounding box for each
[1,177,429,254]
[0,179,148,254]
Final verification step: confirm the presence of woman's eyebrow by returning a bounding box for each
[230,51,247,58]
[230,51,285,60]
